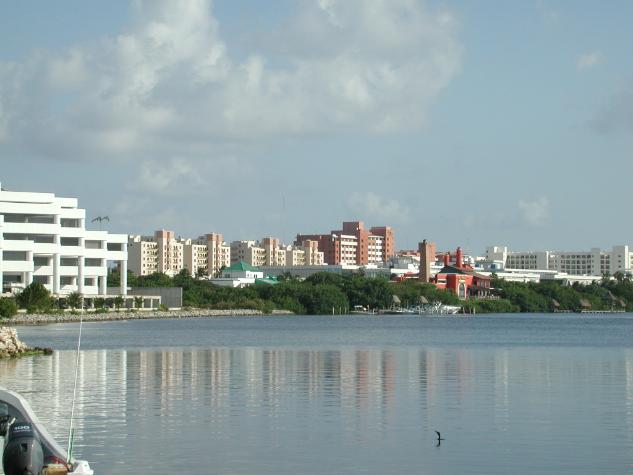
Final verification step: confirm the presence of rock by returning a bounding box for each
[0,326,30,357]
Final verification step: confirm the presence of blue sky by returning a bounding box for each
[1,0,631,254]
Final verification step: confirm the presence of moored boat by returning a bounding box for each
[1,387,93,475]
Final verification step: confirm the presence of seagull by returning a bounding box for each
[435,431,444,445]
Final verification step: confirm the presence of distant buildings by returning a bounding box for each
[0,183,128,296]
[296,221,394,266]
[129,232,324,278]
[128,231,230,277]
[486,245,633,277]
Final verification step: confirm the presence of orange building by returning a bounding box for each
[296,221,395,266]
[433,247,492,299]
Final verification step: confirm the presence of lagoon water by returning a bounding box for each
[3,314,633,475]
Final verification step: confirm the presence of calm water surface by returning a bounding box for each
[3,314,633,475]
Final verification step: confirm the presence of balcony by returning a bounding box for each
[1,239,35,252]
[2,222,58,235]
[59,227,85,238]
[60,266,79,276]
[84,266,107,277]
[2,261,34,272]
[34,265,53,276]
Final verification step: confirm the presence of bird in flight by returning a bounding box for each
[435,430,444,446]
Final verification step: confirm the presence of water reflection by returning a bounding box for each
[2,346,633,474]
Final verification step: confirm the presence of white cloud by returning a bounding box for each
[0,0,462,162]
[577,51,603,71]
[135,158,203,195]
[518,197,549,227]
[348,192,411,224]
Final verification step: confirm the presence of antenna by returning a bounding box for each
[66,313,84,463]
[281,194,286,244]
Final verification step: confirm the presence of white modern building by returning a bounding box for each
[485,245,633,277]
[0,183,128,296]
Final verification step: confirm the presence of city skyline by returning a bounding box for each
[1,1,631,251]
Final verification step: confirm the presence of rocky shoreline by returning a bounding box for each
[0,326,52,358]
[8,308,294,325]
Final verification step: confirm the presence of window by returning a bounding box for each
[107,243,123,251]
[60,218,81,228]
[60,276,74,286]
[85,240,102,249]
[60,257,78,266]
[33,276,49,285]
[33,256,50,266]
[61,237,80,246]
[3,251,27,261]
[85,258,102,267]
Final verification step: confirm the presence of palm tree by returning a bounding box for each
[66,292,83,311]
[114,295,124,311]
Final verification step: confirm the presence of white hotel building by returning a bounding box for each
[486,245,633,277]
[0,183,128,296]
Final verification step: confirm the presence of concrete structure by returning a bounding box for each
[418,240,436,283]
[0,182,127,296]
[296,221,394,266]
[486,245,633,277]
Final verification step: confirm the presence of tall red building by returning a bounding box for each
[296,221,395,265]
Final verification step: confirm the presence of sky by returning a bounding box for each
[0,0,631,255]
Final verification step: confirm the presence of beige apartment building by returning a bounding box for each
[202,233,231,277]
[183,239,208,277]
[230,241,267,267]
[129,230,183,276]
[129,230,231,277]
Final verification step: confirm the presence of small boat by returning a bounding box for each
[349,305,376,315]
[1,386,94,475]
[416,302,462,315]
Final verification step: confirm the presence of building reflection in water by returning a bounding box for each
[2,345,633,466]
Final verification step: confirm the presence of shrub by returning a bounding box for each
[0,297,18,319]
[16,283,54,312]
[113,295,124,310]
[66,292,83,311]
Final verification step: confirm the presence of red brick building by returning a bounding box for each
[433,247,492,299]
[296,221,395,266]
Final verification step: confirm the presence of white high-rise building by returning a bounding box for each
[0,183,128,296]
[486,245,633,276]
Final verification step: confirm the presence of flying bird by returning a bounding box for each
[435,430,444,446]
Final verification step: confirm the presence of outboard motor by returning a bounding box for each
[2,421,44,475]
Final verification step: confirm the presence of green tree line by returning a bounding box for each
[2,271,633,320]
